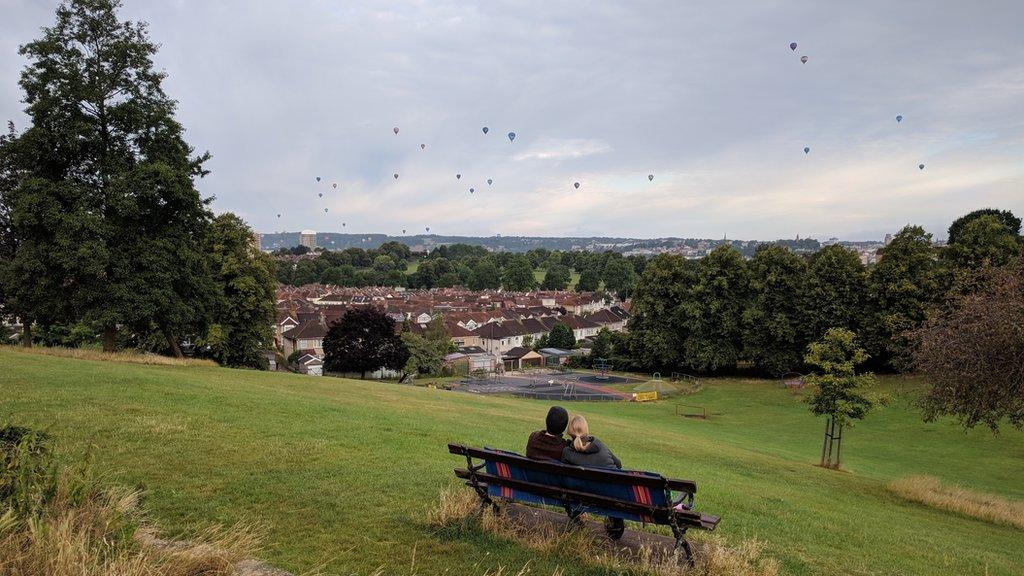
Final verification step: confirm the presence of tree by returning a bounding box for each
[589,328,613,361]
[742,244,809,376]
[469,257,501,290]
[323,308,409,379]
[541,263,572,290]
[911,262,1024,431]
[3,0,215,353]
[942,214,1020,272]
[502,256,536,291]
[947,208,1020,245]
[804,328,879,469]
[627,254,694,371]
[575,267,601,292]
[683,245,749,372]
[802,245,867,342]
[602,256,636,298]
[401,332,445,376]
[202,214,277,368]
[863,226,942,371]
[548,323,576,350]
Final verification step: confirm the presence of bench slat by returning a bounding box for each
[455,468,710,529]
[449,443,698,494]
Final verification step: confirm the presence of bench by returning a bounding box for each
[448,443,721,562]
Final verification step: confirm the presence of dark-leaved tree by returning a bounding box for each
[742,244,808,376]
[683,245,749,372]
[802,245,867,343]
[547,322,576,350]
[323,308,410,379]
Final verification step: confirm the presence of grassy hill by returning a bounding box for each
[2,347,1022,575]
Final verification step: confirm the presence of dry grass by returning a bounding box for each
[3,345,217,367]
[427,487,780,576]
[888,475,1024,530]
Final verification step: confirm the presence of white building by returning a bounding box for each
[299,229,317,250]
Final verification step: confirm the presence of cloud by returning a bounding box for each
[513,138,612,162]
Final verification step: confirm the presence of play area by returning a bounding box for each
[458,369,631,401]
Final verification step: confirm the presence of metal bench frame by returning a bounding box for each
[448,443,720,562]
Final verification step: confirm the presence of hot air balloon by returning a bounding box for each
[324,208,329,213]
[469,188,475,194]
[276,213,281,218]
[896,115,903,123]
[648,174,654,181]
[316,177,321,182]
[393,127,399,134]
[487,178,493,185]
[482,126,489,134]
[402,229,406,234]
[420,143,426,149]
[804,146,810,154]
[790,42,797,51]
[342,222,346,227]
[507,132,516,142]
[456,174,461,180]
[425,227,430,232]
[573,182,580,189]
[333,183,338,189]
[801,56,808,64]
[394,173,399,179]
[318,192,323,198]
[919,164,925,170]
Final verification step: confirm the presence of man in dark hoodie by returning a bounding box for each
[525,406,570,460]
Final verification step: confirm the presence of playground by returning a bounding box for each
[458,368,632,401]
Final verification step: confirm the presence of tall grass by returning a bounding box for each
[888,475,1024,530]
[427,487,780,576]
[0,424,258,576]
[2,345,217,367]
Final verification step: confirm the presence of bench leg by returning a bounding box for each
[670,524,695,566]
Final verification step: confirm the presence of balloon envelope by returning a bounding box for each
[456,174,461,179]
[420,143,426,149]
[919,164,925,170]
[318,193,323,198]
[469,188,474,193]
[333,183,337,189]
[648,174,654,181]
[804,147,810,153]
[482,127,489,134]
[507,132,516,142]
[573,182,580,189]
[896,115,903,122]
[276,214,281,218]
[487,179,492,185]
[316,177,321,182]
[394,173,399,179]
[790,42,797,51]
[324,208,328,213]
[800,56,808,63]
[393,127,399,134]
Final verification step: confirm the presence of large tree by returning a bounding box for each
[202,213,277,368]
[323,308,409,379]
[942,214,1021,273]
[469,257,501,290]
[742,244,809,376]
[502,255,536,291]
[575,266,601,292]
[911,262,1024,431]
[802,245,867,342]
[541,263,572,290]
[947,208,1020,246]
[547,322,576,350]
[863,226,942,371]
[602,256,637,299]
[683,245,749,372]
[627,254,694,371]
[2,0,214,352]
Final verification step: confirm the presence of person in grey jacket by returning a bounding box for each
[561,414,622,469]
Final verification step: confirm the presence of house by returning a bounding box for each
[297,354,323,376]
[281,321,328,359]
[502,346,545,371]
[458,346,498,372]
[262,350,278,371]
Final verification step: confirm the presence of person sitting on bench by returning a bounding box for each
[526,406,570,460]
[561,414,621,469]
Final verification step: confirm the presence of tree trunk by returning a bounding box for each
[102,324,117,352]
[21,320,32,348]
[163,329,184,359]
[834,423,844,469]
[819,417,830,467]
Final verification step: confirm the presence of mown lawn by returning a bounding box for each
[1,348,1022,575]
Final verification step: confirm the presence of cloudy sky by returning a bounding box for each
[2,1,1022,240]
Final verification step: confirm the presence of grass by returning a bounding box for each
[888,475,1024,530]
[9,345,217,367]
[2,347,1023,575]
[532,269,582,290]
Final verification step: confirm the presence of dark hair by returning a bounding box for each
[545,406,569,435]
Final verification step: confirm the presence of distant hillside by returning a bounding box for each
[259,232,822,255]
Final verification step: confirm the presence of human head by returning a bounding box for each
[545,406,569,435]
[568,415,591,451]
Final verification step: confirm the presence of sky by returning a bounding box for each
[1,1,1022,241]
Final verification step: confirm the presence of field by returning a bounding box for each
[2,348,1022,576]
[533,268,583,289]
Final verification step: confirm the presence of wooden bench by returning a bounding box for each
[449,443,721,562]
